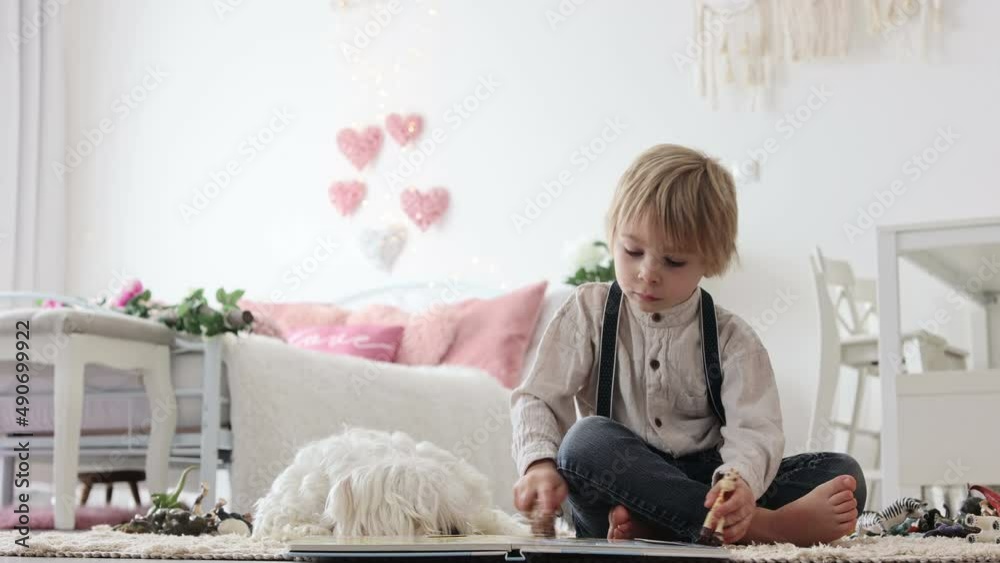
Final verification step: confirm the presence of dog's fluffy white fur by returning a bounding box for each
[252,427,530,541]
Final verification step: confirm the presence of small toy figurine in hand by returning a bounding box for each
[698,469,740,546]
[531,505,556,538]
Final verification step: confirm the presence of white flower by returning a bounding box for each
[564,238,610,272]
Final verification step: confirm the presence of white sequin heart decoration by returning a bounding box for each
[359,224,408,272]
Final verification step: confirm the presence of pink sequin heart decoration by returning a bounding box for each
[400,187,450,231]
[328,181,367,216]
[385,113,423,146]
[337,126,383,170]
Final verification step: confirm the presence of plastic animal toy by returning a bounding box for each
[963,514,1000,544]
[856,510,887,536]
[114,468,252,536]
[881,497,926,531]
[697,469,739,546]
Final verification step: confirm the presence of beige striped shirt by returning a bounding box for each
[510,282,784,500]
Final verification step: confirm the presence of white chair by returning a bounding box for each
[808,248,967,508]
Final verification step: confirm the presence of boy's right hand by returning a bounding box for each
[513,459,568,517]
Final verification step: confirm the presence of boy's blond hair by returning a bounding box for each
[606,144,738,277]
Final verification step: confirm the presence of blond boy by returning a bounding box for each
[511,144,864,546]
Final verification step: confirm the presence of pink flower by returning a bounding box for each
[42,299,63,309]
[114,280,144,308]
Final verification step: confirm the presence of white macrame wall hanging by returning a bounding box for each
[695,0,773,111]
[693,0,942,110]
[868,0,943,59]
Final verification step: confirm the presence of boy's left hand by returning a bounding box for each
[704,476,756,544]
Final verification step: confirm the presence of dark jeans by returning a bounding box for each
[556,416,866,541]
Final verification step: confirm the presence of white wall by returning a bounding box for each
[62,0,1000,454]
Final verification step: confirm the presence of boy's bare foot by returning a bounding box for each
[607,505,659,541]
[745,475,859,546]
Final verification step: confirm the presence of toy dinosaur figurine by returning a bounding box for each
[114,467,253,536]
[697,469,739,546]
[917,508,954,533]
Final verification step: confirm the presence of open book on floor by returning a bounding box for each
[287,534,731,560]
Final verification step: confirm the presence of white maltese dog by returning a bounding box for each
[252,427,529,541]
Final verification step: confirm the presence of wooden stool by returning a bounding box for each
[79,470,145,506]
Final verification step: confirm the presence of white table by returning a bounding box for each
[0,315,176,530]
[877,217,1000,507]
[0,293,237,527]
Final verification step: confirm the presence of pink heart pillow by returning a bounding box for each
[440,281,548,388]
[347,304,459,366]
[285,324,404,362]
[238,300,349,340]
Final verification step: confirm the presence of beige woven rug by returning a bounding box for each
[728,535,1000,562]
[3,529,1000,561]
[0,527,293,560]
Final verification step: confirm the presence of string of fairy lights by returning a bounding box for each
[329,0,507,287]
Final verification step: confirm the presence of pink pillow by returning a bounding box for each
[440,281,548,388]
[346,304,410,326]
[347,304,459,366]
[285,324,404,362]
[239,299,349,339]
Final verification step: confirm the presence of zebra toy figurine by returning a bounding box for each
[882,497,928,531]
[857,511,887,536]
[856,498,927,537]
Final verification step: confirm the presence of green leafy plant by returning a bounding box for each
[122,289,153,318]
[564,240,616,286]
[109,283,254,337]
[35,282,254,337]
[151,465,196,510]
[159,288,252,337]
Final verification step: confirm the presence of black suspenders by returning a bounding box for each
[595,281,727,426]
[595,282,625,421]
